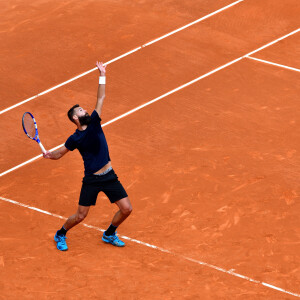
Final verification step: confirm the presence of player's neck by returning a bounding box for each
[77,124,88,131]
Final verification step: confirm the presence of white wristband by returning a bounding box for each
[99,76,106,85]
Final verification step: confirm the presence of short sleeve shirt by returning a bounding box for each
[65,110,111,176]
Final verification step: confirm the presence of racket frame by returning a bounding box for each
[22,112,46,153]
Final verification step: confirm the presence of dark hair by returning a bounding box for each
[67,104,79,123]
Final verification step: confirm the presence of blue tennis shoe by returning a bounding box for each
[54,232,68,251]
[102,232,125,247]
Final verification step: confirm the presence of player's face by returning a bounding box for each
[76,107,91,126]
[76,107,88,117]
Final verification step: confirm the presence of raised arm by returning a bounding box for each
[95,61,106,117]
[43,145,69,160]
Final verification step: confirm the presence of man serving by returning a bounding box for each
[43,61,132,251]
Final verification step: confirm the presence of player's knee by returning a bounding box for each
[76,212,87,223]
[122,204,132,216]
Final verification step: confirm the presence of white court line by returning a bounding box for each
[0,0,244,115]
[246,56,300,72]
[0,195,299,298]
[0,56,245,177]
[142,0,244,47]
[1,27,299,178]
[245,28,300,57]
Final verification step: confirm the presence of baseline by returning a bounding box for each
[0,196,299,298]
[0,0,244,115]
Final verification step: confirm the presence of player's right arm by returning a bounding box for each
[95,61,106,117]
[43,145,69,160]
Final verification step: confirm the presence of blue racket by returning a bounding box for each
[22,112,46,153]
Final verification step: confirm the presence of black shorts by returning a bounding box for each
[79,169,128,206]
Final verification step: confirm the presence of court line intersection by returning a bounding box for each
[0,3,299,297]
[0,27,299,177]
[246,56,300,72]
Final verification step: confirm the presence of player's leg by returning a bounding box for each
[102,197,132,247]
[111,197,133,227]
[54,205,90,251]
[63,205,91,231]
[54,177,98,251]
[104,196,132,235]
[101,170,132,247]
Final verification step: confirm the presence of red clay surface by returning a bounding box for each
[0,0,235,109]
[251,33,300,69]
[0,0,299,299]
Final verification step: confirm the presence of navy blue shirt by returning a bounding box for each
[65,110,111,176]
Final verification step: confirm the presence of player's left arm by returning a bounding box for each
[95,61,106,117]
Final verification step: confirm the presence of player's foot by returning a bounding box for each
[54,232,68,251]
[102,232,125,247]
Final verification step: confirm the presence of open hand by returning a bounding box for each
[96,61,106,75]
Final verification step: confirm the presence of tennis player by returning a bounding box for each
[43,61,132,251]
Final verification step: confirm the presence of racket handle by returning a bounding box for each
[39,142,46,154]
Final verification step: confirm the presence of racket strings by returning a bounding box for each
[23,113,36,138]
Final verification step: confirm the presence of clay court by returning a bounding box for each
[0,0,299,299]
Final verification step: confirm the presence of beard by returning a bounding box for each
[78,113,92,126]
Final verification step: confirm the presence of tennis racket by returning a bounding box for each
[22,112,46,153]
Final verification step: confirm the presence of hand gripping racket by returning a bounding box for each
[22,112,46,153]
